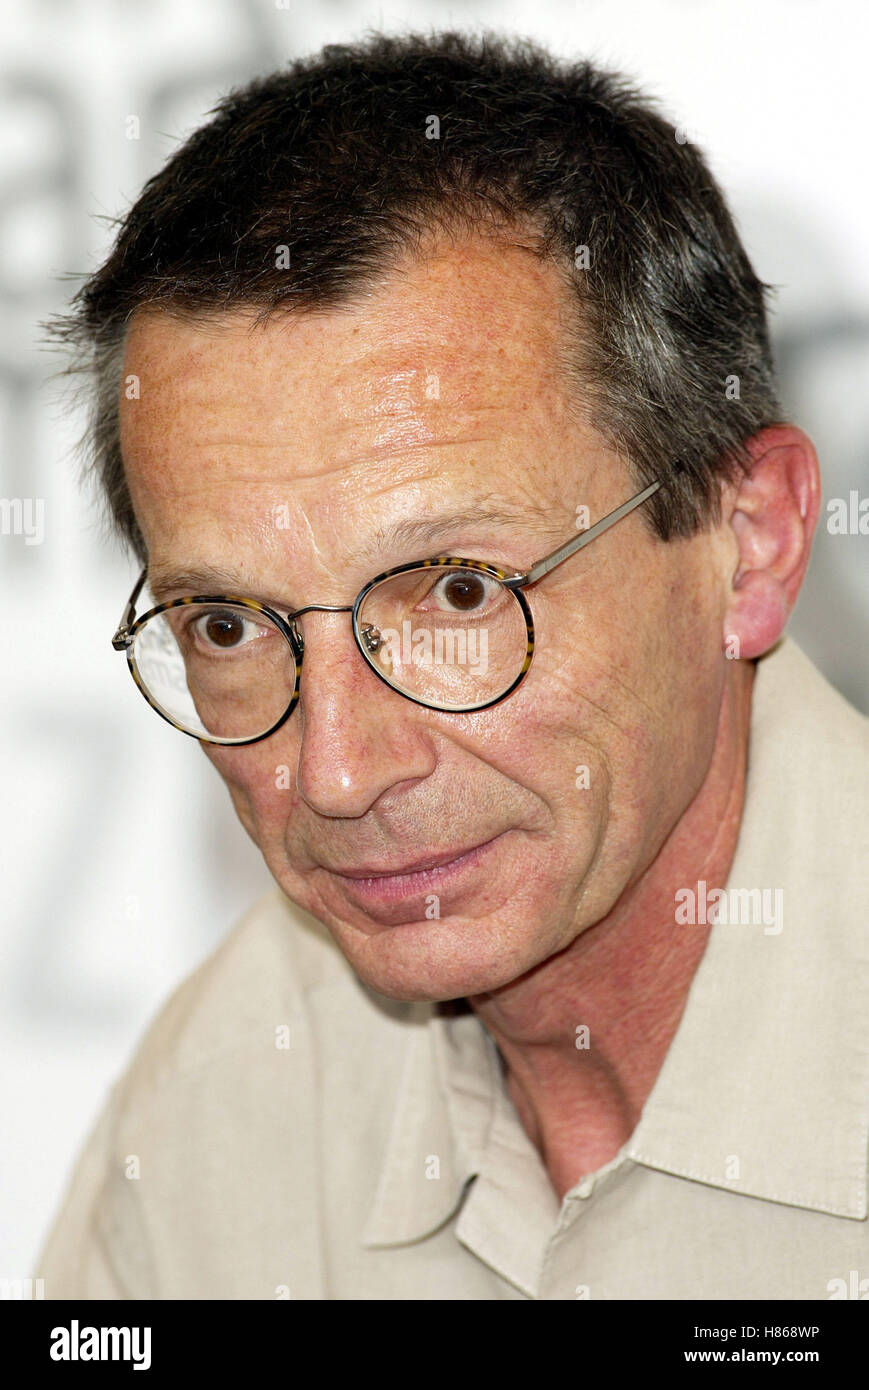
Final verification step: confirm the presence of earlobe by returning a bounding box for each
[721,426,821,661]
[724,569,790,660]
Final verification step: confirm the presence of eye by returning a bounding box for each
[188,609,267,651]
[425,569,503,614]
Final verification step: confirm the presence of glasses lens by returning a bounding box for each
[355,564,531,710]
[130,603,297,742]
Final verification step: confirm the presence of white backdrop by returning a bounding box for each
[2,0,868,1281]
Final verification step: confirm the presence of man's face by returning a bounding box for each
[120,239,731,1001]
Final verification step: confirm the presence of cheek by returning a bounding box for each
[471,664,616,839]
[204,744,299,846]
[506,612,673,837]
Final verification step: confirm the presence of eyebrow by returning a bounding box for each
[359,500,560,565]
[147,498,562,602]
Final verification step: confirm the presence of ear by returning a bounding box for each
[721,425,821,660]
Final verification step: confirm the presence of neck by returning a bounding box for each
[467,658,755,1201]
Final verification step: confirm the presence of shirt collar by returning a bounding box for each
[359,1010,488,1246]
[361,636,869,1248]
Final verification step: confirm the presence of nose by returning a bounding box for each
[290,609,437,818]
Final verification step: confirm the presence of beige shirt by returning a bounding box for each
[35,637,869,1300]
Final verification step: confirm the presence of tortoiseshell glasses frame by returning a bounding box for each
[111,478,661,744]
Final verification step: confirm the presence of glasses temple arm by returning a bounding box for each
[112,567,148,648]
[508,480,661,587]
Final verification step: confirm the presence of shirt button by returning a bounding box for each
[575,1177,595,1199]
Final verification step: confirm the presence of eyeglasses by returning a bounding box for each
[111,479,660,745]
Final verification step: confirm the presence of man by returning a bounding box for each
[36,32,869,1300]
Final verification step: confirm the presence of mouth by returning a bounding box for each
[323,833,507,908]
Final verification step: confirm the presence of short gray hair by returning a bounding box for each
[45,30,784,563]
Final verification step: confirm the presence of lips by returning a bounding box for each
[316,832,509,925]
[327,838,500,880]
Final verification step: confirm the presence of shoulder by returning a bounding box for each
[746,637,869,891]
[114,886,412,1103]
[753,637,869,781]
[758,637,868,741]
[39,890,421,1297]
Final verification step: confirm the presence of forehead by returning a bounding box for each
[118,237,589,575]
[122,238,575,412]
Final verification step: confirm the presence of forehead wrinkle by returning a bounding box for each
[323,349,569,446]
[122,284,576,494]
[130,432,517,502]
[131,323,548,440]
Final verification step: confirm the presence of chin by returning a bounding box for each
[327,910,541,1004]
